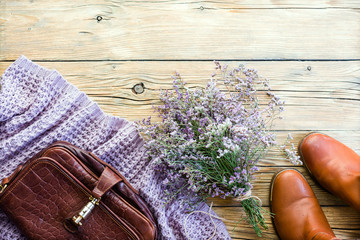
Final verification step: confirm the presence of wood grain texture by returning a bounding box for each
[0,1,359,60]
[2,0,360,10]
[1,61,359,131]
[0,60,359,159]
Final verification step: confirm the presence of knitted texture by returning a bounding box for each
[0,56,231,240]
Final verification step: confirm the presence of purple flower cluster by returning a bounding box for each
[137,61,285,205]
[281,133,302,165]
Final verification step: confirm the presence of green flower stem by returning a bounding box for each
[241,198,268,237]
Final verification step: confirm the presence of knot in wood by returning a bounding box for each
[132,83,145,94]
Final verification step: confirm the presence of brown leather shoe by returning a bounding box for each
[299,133,360,211]
[270,169,337,240]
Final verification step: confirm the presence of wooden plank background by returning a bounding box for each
[1,0,359,239]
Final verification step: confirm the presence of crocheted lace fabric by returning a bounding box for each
[0,56,231,240]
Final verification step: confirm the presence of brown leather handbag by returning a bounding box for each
[0,141,157,240]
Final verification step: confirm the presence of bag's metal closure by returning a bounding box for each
[0,184,7,194]
[72,196,100,226]
[72,166,122,227]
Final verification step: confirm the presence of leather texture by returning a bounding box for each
[0,141,157,240]
[299,133,360,211]
[271,169,336,240]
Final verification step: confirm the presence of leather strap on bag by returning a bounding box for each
[66,167,124,231]
[92,167,123,199]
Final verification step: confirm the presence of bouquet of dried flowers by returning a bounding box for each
[137,61,286,236]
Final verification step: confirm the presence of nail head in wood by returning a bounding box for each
[132,83,145,94]
[96,16,103,22]
[307,66,311,71]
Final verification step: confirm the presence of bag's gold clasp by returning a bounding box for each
[72,196,100,226]
[0,184,7,194]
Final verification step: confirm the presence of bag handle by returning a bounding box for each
[91,167,123,199]
[70,167,123,227]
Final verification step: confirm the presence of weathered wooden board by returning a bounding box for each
[1,60,359,156]
[2,0,360,10]
[0,2,359,60]
[2,60,358,98]
[1,61,359,131]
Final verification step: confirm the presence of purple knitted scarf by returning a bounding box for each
[0,56,231,240]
